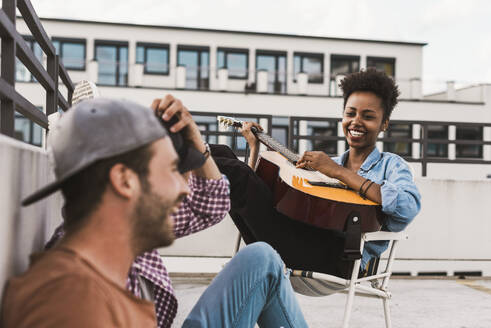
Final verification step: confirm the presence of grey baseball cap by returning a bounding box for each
[21,97,204,206]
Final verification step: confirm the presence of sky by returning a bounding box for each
[29,0,491,91]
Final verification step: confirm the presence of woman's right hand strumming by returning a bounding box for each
[240,121,263,169]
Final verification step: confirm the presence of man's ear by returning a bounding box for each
[108,164,139,199]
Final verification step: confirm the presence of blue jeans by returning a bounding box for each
[183,242,308,328]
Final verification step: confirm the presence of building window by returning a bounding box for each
[177,46,209,90]
[456,126,483,158]
[136,43,169,75]
[217,48,248,79]
[294,52,324,83]
[272,116,289,148]
[95,41,128,86]
[367,56,395,77]
[53,38,86,70]
[14,109,43,147]
[292,119,337,155]
[384,123,412,156]
[256,51,287,94]
[330,55,360,80]
[425,125,448,158]
[16,36,43,82]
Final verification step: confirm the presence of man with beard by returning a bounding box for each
[44,93,232,328]
[1,98,308,327]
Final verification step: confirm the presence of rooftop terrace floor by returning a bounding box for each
[170,275,491,328]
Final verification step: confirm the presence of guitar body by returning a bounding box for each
[256,151,384,232]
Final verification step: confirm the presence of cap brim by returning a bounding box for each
[22,144,206,205]
[21,179,64,206]
[178,145,206,173]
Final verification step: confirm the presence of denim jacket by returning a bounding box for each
[333,147,421,268]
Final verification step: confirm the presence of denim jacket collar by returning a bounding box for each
[339,147,383,173]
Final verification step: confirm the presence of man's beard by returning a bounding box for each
[131,179,182,255]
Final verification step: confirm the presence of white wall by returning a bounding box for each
[0,136,63,304]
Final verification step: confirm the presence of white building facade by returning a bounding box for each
[14,17,491,180]
[7,17,491,277]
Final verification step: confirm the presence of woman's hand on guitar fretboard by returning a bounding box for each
[239,121,263,150]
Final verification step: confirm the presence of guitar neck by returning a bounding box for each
[252,128,300,163]
[218,115,300,163]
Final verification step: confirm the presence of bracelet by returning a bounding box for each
[358,179,370,199]
[202,142,211,160]
[363,180,376,197]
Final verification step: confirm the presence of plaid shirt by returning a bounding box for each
[46,174,230,328]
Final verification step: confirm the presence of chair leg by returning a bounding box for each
[342,258,361,328]
[383,298,392,328]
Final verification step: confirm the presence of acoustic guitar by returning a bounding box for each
[217,116,384,233]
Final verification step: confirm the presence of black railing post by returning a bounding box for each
[421,124,428,177]
[0,0,17,137]
[288,117,294,150]
[46,52,58,116]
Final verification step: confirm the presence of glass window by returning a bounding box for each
[14,108,44,147]
[16,36,43,82]
[217,49,248,79]
[53,39,85,70]
[194,115,218,144]
[136,44,169,74]
[272,116,289,148]
[294,53,324,83]
[95,42,128,86]
[384,123,412,156]
[292,119,337,155]
[367,57,395,77]
[330,55,360,80]
[456,126,483,158]
[425,125,448,158]
[256,52,287,94]
[177,47,209,90]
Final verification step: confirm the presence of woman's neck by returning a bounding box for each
[345,146,376,172]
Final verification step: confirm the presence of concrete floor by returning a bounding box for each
[171,276,491,328]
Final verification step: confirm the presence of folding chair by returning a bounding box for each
[289,230,409,328]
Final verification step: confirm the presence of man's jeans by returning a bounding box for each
[183,242,308,328]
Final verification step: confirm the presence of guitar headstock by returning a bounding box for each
[217,115,243,129]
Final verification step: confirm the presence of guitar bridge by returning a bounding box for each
[307,180,349,189]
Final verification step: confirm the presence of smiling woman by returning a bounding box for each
[213,68,421,276]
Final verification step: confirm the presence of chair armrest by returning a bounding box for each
[363,231,408,242]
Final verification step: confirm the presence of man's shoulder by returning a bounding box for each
[2,250,113,328]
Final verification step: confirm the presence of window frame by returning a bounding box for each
[293,52,324,84]
[255,49,288,94]
[330,54,360,80]
[383,122,413,157]
[52,37,86,71]
[216,47,249,80]
[366,56,396,78]
[94,39,129,87]
[136,42,170,75]
[16,35,43,83]
[177,45,210,90]
[456,125,483,159]
[425,124,449,158]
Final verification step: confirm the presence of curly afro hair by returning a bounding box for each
[339,68,400,121]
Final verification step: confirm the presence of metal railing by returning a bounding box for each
[0,0,74,139]
[191,111,491,177]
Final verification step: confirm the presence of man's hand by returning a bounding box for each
[150,95,205,152]
[296,151,341,178]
